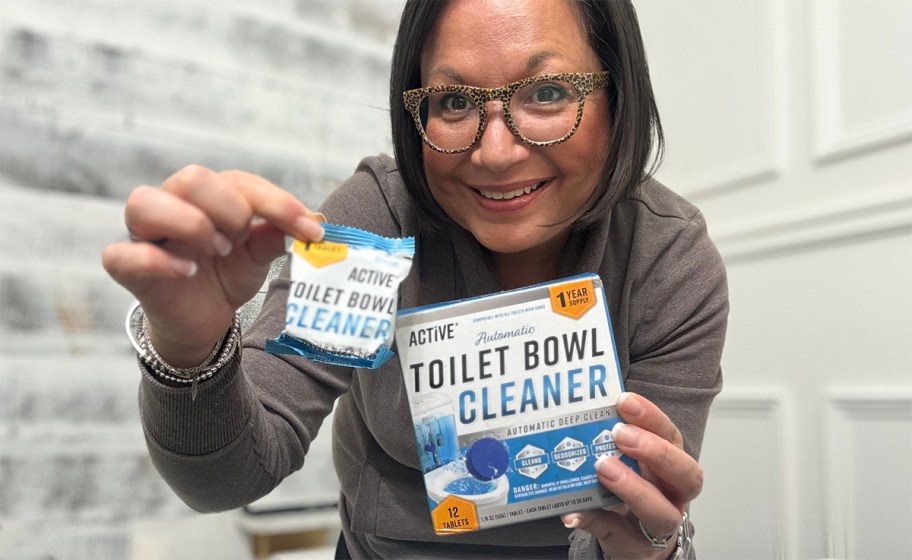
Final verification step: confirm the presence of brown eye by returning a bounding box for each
[439,92,473,113]
[520,82,573,107]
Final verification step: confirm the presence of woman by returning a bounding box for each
[102,0,727,558]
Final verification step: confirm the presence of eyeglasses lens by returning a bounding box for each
[418,79,581,151]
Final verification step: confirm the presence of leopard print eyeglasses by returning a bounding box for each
[403,71,610,154]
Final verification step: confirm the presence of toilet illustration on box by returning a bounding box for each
[412,394,509,507]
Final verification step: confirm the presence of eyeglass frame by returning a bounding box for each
[402,71,611,154]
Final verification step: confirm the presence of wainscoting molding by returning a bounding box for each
[674,0,788,202]
[810,0,912,164]
[825,389,912,559]
[711,187,912,262]
[697,390,793,559]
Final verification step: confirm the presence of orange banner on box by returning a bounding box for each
[548,278,596,319]
[431,495,480,533]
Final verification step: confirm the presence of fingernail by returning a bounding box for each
[561,513,580,529]
[212,232,233,256]
[597,456,624,482]
[295,216,325,241]
[611,422,639,447]
[618,392,642,416]
[313,212,327,223]
[172,258,197,277]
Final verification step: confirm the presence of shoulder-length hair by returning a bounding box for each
[389,0,664,233]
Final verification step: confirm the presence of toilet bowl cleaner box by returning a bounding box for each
[395,273,636,534]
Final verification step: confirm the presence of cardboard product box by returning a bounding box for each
[395,273,637,534]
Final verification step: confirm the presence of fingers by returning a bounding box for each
[129,165,324,251]
[110,165,323,292]
[611,422,702,501]
[124,185,235,258]
[557,394,697,556]
[575,392,699,548]
[121,165,324,266]
[216,169,325,242]
[242,219,291,267]
[210,219,289,300]
[102,240,198,287]
[161,165,251,241]
[593,455,684,540]
[616,392,684,448]
[611,392,702,501]
[560,508,659,557]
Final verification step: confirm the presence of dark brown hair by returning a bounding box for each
[389,0,664,233]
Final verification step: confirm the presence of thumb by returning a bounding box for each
[244,220,292,266]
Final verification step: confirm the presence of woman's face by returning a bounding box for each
[420,0,611,257]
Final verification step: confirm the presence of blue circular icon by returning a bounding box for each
[466,437,509,481]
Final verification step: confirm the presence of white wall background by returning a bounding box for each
[637,0,912,558]
[1,1,910,559]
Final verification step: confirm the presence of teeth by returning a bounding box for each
[479,183,540,200]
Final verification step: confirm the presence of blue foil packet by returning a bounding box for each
[265,223,415,368]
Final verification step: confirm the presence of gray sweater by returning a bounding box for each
[139,155,727,558]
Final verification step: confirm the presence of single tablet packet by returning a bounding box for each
[265,223,415,368]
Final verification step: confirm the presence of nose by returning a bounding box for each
[470,102,529,172]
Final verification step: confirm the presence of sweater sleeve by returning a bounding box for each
[137,157,398,513]
[623,209,728,460]
[567,208,726,559]
[138,266,354,512]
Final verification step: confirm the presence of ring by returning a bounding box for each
[125,301,144,355]
[127,228,167,245]
[638,513,683,550]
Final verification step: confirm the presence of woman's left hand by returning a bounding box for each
[561,392,699,559]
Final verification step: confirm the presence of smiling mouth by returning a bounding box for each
[477,181,546,200]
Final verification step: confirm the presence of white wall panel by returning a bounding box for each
[811,0,912,163]
[691,392,791,559]
[637,0,784,198]
[712,228,911,558]
[825,391,912,559]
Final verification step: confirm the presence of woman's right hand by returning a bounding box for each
[102,165,325,367]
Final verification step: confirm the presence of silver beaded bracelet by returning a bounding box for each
[125,302,241,399]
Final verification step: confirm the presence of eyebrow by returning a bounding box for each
[526,51,560,72]
[425,51,563,85]
[426,67,464,83]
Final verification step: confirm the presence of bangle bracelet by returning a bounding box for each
[638,512,690,557]
[667,512,692,560]
[126,302,241,399]
[639,517,677,550]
